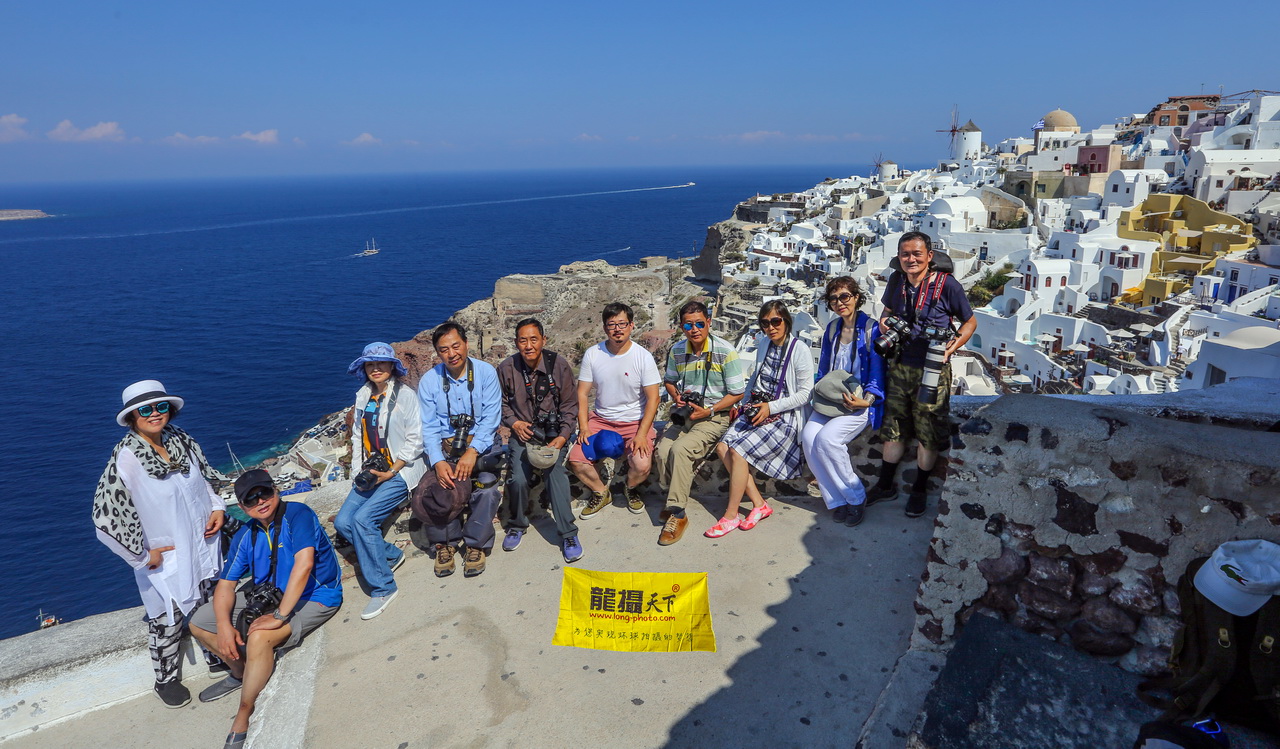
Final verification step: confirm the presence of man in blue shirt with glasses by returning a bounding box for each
[410,322,503,579]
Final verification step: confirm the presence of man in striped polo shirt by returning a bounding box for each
[655,300,746,545]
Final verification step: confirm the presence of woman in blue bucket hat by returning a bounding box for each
[334,342,425,621]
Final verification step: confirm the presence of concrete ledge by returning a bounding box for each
[856,648,947,749]
[0,606,203,741]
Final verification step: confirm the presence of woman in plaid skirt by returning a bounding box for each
[706,301,815,537]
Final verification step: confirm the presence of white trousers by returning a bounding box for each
[801,411,871,509]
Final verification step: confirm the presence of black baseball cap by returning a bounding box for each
[233,469,276,503]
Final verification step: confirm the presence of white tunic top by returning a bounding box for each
[95,446,225,624]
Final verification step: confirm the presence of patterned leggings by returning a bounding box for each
[148,577,221,684]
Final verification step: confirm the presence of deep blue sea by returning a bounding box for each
[0,165,859,639]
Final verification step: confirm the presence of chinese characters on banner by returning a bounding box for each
[553,569,716,652]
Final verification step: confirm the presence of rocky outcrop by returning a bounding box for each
[390,257,708,387]
[0,209,49,221]
[691,219,758,283]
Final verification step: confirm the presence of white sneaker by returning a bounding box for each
[361,590,398,620]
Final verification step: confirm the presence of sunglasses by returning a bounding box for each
[241,487,275,509]
[758,317,786,329]
[136,401,171,418]
[681,321,707,331]
[827,292,855,306]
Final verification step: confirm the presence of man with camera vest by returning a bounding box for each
[866,232,976,518]
[497,318,583,563]
[410,322,504,578]
[188,470,342,745]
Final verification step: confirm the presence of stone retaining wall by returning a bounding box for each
[913,392,1280,675]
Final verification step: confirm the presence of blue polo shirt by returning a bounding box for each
[220,501,343,608]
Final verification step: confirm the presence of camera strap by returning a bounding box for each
[900,271,950,326]
[677,338,720,402]
[249,509,284,592]
[769,338,798,400]
[518,351,560,421]
[442,360,476,422]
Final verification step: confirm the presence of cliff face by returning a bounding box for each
[691,219,758,283]
[391,258,709,385]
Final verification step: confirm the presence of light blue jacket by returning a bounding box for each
[416,357,502,466]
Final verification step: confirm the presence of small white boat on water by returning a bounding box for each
[360,239,380,256]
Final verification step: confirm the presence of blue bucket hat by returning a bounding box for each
[348,342,408,378]
[581,430,626,462]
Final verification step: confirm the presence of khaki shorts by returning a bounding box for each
[188,590,337,650]
[879,359,952,452]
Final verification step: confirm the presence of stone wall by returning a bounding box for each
[912,390,1280,676]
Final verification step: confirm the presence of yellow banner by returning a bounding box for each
[552,568,716,652]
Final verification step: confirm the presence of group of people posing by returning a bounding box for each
[92,232,974,747]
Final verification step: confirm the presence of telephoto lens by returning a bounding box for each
[917,327,951,405]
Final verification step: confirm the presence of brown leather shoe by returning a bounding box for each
[463,547,487,577]
[433,544,456,577]
[657,513,688,546]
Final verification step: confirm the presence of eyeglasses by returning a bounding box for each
[136,401,171,418]
[241,487,275,509]
[681,321,707,331]
[604,320,631,331]
[827,292,855,306]
[758,317,785,329]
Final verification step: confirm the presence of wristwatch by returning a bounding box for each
[272,610,289,622]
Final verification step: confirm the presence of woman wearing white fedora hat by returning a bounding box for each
[93,379,228,708]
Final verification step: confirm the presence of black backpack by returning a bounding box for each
[1137,556,1280,733]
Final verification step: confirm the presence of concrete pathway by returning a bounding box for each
[8,487,934,749]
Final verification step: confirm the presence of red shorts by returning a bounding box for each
[567,414,657,464]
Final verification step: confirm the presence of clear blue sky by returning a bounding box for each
[1,0,1275,182]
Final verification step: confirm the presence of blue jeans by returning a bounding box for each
[334,474,408,597]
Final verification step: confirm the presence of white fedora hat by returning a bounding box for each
[116,380,185,427]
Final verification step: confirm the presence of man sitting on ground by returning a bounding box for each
[497,318,583,562]
[568,302,661,520]
[189,469,342,749]
[655,300,745,545]
[410,322,504,578]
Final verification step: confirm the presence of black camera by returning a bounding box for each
[917,326,955,405]
[530,412,562,444]
[235,580,283,637]
[353,451,391,493]
[670,391,705,426]
[874,315,912,359]
[448,414,475,460]
[741,389,771,422]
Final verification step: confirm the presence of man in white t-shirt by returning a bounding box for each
[568,302,661,519]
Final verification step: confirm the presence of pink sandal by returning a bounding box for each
[739,503,773,531]
[704,517,741,538]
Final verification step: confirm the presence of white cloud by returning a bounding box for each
[344,132,381,146]
[737,130,785,143]
[573,133,603,142]
[47,119,127,142]
[292,137,306,146]
[0,114,30,143]
[234,129,279,145]
[162,132,219,146]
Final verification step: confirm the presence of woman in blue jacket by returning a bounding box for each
[802,276,886,527]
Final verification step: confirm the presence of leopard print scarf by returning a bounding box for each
[92,425,227,556]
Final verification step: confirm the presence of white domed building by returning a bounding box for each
[1035,108,1080,151]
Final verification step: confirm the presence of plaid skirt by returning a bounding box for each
[721,415,803,480]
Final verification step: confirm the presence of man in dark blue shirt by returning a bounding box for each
[866,232,976,518]
[188,469,342,747]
